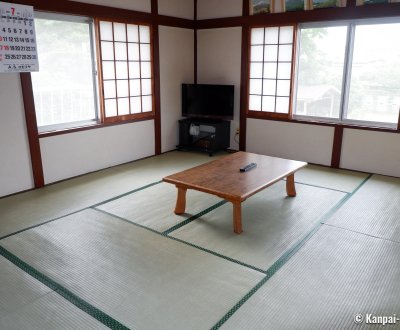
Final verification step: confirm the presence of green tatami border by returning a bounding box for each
[210,173,373,329]
[0,245,130,330]
[0,180,162,241]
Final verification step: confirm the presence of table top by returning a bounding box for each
[163,152,307,202]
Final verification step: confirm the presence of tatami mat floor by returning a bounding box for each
[0,151,399,329]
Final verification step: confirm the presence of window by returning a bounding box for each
[98,20,153,122]
[294,20,400,127]
[32,14,98,132]
[249,26,294,116]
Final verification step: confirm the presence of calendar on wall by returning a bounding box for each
[0,2,38,73]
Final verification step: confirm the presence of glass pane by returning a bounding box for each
[262,96,275,112]
[346,23,400,124]
[295,26,347,118]
[141,79,152,95]
[102,61,115,80]
[115,62,128,79]
[264,62,277,79]
[251,28,264,45]
[263,79,276,95]
[251,0,271,14]
[277,62,291,79]
[141,62,152,78]
[250,62,263,78]
[139,25,150,43]
[264,45,278,61]
[130,96,142,113]
[285,0,304,11]
[101,41,114,61]
[249,79,262,95]
[117,80,129,98]
[103,80,116,99]
[100,21,113,41]
[265,27,279,44]
[313,0,338,9]
[105,99,117,117]
[127,24,139,42]
[128,43,140,61]
[279,26,293,44]
[113,23,126,42]
[130,79,141,96]
[140,44,151,61]
[249,95,262,111]
[276,97,289,113]
[114,42,127,61]
[250,45,264,62]
[142,95,153,112]
[129,62,140,79]
[277,79,291,96]
[278,44,292,62]
[32,18,97,127]
[118,98,130,115]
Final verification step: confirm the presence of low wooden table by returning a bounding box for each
[163,152,307,234]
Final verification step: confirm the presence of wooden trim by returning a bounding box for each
[6,0,194,28]
[39,115,155,138]
[194,0,198,84]
[20,73,44,188]
[151,0,162,155]
[331,125,344,168]
[197,2,400,29]
[243,0,250,16]
[247,112,400,133]
[239,24,249,151]
[397,108,400,131]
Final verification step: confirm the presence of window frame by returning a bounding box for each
[32,12,100,133]
[248,17,400,131]
[292,17,400,129]
[247,24,297,120]
[95,18,155,124]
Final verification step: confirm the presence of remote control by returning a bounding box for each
[240,163,257,172]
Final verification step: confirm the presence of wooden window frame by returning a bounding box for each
[247,24,297,120]
[95,18,155,124]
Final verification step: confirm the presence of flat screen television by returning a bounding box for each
[182,84,234,120]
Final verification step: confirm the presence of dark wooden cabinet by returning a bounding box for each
[177,118,230,156]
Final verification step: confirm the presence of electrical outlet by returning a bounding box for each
[235,128,240,135]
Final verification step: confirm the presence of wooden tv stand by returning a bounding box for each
[177,118,230,156]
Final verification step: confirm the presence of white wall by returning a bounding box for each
[158,0,193,19]
[197,27,242,150]
[159,26,194,152]
[0,74,34,197]
[197,0,242,19]
[40,120,155,184]
[247,119,335,166]
[341,129,400,177]
[66,0,151,12]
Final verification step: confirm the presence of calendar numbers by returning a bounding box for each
[0,2,39,72]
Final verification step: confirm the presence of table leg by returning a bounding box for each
[286,173,296,197]
[174,186,187,214]
[232,201,243,234]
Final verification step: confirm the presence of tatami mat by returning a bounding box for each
[0,292,108,330]
[0,256,106,329]
[0,256,51,314]
[327,175,400,242]
[1,208,264,330]
[295,164,369,193]
[220,225,400,329]
[96,182,223,233]
[0,151,218,239]
[170,182,346,271]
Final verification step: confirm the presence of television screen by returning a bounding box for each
[182,84,234,120]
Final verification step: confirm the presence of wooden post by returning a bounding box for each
[174,186,187,214]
